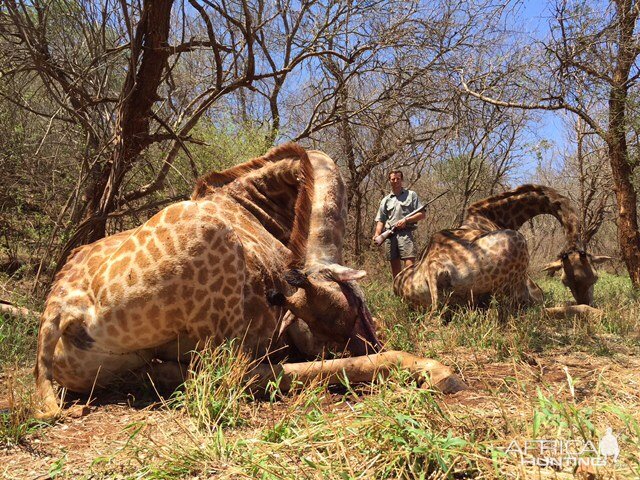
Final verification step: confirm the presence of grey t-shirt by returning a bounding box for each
[375,189,423,230]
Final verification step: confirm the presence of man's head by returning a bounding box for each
[389,170,403,194]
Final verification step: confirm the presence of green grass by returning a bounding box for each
[168,340,255,432]
[126,364,640,479]
[362,274,640,361]
[135,372,480,479]
[0,307,42,446]
[0,310,39,369]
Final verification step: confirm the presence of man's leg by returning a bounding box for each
[386,237,402,278]
[398,232,417,272]
[390,259,403,278]
[403,257,416,268]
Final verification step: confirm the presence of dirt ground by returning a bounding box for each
[2,348,638,479]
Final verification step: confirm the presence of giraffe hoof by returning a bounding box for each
[34,408,61,421]
[425,374,468,394]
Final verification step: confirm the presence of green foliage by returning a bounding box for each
[532,388,596,440]
[48,449,67,479]
[164,122,275,196]
[190,122,274,172]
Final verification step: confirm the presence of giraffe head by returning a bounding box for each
[268,149,382,356]
[276,264,380,355]
[542,246,612,306]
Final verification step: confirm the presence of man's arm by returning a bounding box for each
[395,211,425,229]
[396,191,426,229]
[373,221,385,239]
[373,197,387,240]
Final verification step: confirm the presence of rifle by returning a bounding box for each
[373,190,449,246]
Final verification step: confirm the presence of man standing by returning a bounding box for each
[373,170,426,278]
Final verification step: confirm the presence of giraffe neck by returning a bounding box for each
[222,160,300,245]
[193,144,348,269]
[301,150,347,267]
[192,144,306,247]
[393,262,427,304]
[464,184,581,250]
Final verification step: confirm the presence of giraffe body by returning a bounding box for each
[36,146,330,413]
[395,226,538,309]
[395,185,608,310]
[39,195,292,397]
[36,144,464,418]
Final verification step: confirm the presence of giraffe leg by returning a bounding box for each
[137,360,189,393]
[427,268,440,314]
[34,311,65,419]
[34,335,153,419]
[544,305,603,319]
[248,351,467,394]
[139,336,200,392]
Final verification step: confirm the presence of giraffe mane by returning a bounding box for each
[286,145,314,269]
[191,143,308,200]
[466,184,581,250]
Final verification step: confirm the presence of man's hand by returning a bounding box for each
[396,218,407,229]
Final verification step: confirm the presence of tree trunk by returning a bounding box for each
[608,78,640,285]
[607,0,640,286]
[56,0,174,269]
[353,188,364,259]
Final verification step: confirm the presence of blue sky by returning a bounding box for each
[514,0,570,179]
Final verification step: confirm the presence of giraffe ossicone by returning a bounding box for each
[35,143,464,419]
[394,184,611,313]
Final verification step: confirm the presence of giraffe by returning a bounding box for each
[393,184,611,312]
[35,143,465,419]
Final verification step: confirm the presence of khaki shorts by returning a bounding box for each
[385,230,417,261]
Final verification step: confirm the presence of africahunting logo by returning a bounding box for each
[503,427,620,468]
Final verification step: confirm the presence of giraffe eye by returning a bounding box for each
[579,251,587,257]
[561,253,569,260]
[266,290,287,306]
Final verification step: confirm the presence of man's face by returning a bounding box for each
[389,173,403,191]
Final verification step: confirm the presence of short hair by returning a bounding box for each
[388,170,404,179]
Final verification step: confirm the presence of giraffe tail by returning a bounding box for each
[34,309,64,419]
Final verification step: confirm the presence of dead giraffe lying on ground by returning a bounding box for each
[393,184,611,314]
[35,143,465,419]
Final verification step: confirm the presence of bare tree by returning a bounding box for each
[462,0,640,286]
[0,0,370,275]
[572,118,612,245]
[288,0,526,256]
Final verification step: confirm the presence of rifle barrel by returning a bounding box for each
[373,190,449,247]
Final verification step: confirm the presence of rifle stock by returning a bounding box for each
[373,229,394,246]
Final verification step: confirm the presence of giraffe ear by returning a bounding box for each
[590,255,612,265]
[284,269,310,287]
[321,263,367,282]
[542,260,562,277]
